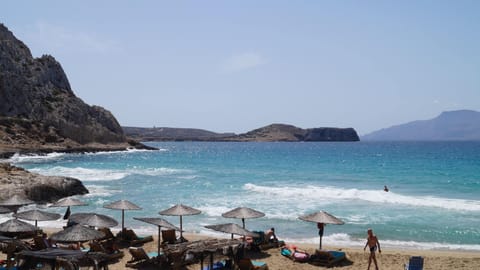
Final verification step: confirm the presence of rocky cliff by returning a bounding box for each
[0,23,150,156]
[0,163,88,203]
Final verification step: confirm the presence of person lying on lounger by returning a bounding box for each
[281,243,310,262]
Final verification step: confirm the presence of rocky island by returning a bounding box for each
[123,124,360,142]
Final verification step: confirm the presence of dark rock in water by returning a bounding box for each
[0,23,154,154]
[0,163,88,203]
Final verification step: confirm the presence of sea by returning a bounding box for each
[3,141,480,251]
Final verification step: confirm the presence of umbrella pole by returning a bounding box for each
[242,218,245,229]
[180,215,183,240]
[122,209,125,234]
[35,220,38,228]
[158,226,161,256]
[319,235,322,250]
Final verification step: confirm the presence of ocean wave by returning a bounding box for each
[8,148,167,164]
[243,183,480,212]
[7,152,66,163]
[29,166,193,181]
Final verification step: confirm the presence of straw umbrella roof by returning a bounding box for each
[159,204,201,240]
[159,204,201,216]
[133,217,180,231]
[51,197,87,207]
[69,213,118,228]
[104,199,142,234]
[0,194,34,206]
[104,200,141,210]
[14,209,61,222]
[205,223,259,238]
[222,207,265,219]
[50,224,105,242]
[298,211,344,224]
[221,207,265,228]
[0,218,37,233]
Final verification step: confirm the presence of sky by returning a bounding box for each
[3,1,480,135]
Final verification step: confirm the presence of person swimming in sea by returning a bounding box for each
[383,185,389,192]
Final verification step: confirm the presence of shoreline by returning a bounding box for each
[3,228,477,270]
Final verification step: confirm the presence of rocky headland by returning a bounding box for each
[0,23,153,202]
[123,124,360,142]
[0,23,153,158]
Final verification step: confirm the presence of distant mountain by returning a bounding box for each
[123,124,360,142]
[362,110,480,141]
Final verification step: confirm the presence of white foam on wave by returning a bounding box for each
[244,183,480,212]
[284,233,480,251]
[83,148,168,156]
[29,166,192,181]
[84,185,121,197]
[7,152,66,164]
[8,148,167,164]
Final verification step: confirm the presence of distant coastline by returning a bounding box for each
[123,123,360,142]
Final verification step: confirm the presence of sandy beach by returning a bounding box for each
[3,229,478,270]
[104,232,480,270]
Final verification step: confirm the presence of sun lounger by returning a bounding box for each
[310,249,346,267]
[89,241,124,261]
[125,247,160,267]
[120,229,154,246]
[162,229,178,244]
[98,227,116,241]
[404,256,424,270]
[237,258,269,270]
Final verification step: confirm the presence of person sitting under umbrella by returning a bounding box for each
[265,227,278,243]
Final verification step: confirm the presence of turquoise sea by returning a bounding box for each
[4,142,480,250]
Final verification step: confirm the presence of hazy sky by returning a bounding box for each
[3,1,480,135]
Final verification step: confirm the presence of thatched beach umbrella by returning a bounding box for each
[299,211,344,250]
[51,197,87,220]
[222,207,265,229]
[0,218,37,233]
[134,217,180,255]
[104,200,141,234]
[69,213,118,228]
[14,209,61,228]
[0,194,34,214]
[205,223,259,239]
[159,204,201,240]
[50,224,105,243]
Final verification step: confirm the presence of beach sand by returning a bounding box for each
[2,230,479,270]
